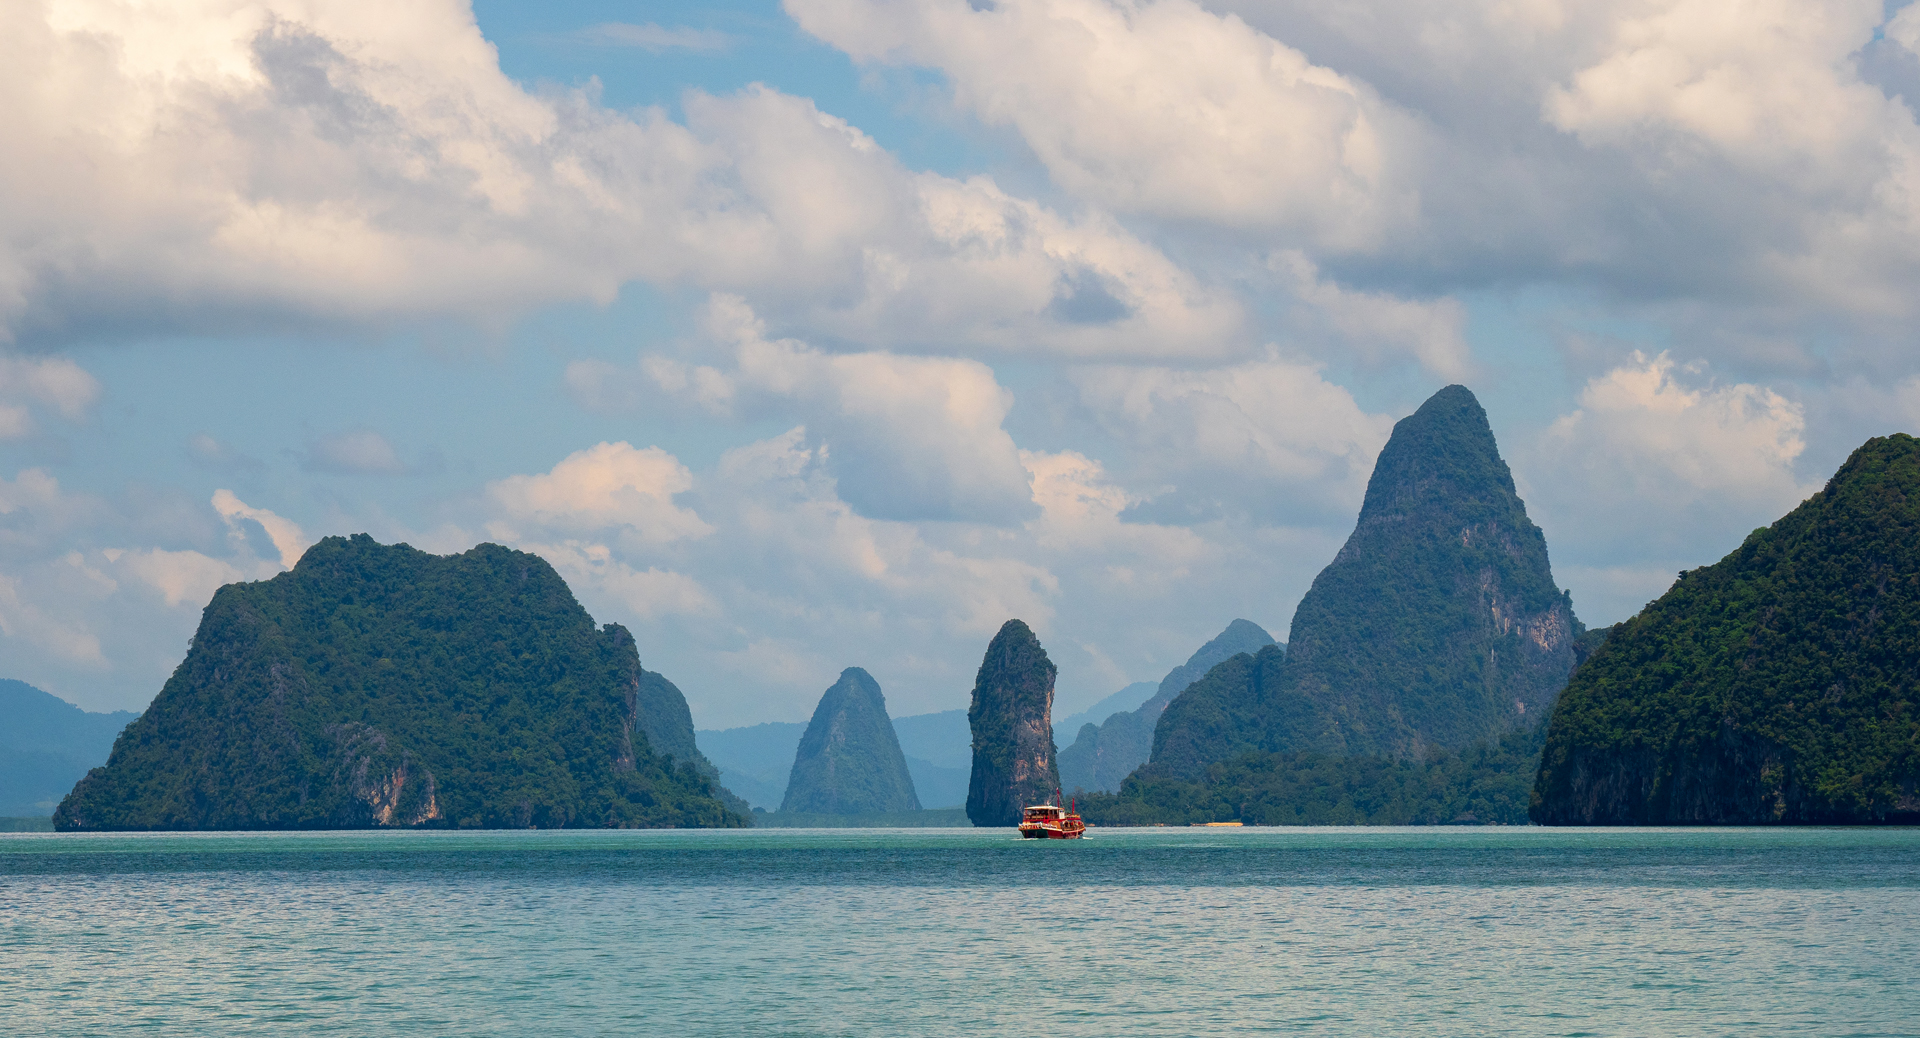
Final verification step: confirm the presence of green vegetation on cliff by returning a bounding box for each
[1144,386,1580,781]
[1057,620,1276,794]
[1083,723,1546,826]
[966,619,1061,827]
[56,535,746,830]
[782,667,920,814]
[1533,435,1920,825]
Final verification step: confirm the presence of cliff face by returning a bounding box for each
[781,667,921,814]
[1533,435,1920,825]
[1057,619,1276,793]
[1144,386,1578,782]
[54,535,746,831]
[966,620,1060,826]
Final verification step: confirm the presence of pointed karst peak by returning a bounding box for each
[1143,387,1579,778]
[781,667,920,815]
[1360,384,1519,526]
[966,620,1061,827]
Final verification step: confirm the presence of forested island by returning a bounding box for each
[21,393,1920,831]
[56,535,745,830]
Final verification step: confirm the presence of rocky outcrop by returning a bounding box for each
[1057,619,1276,793]
[781,667,921,814]
[1533,435,1920,825]
[966,620,1061,826]
[55,534,746,830]
[1143,385,1581,782]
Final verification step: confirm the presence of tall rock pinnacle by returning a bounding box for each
[781,667,920,815]
[965,620,1061,826]
[1147,385,1580,778]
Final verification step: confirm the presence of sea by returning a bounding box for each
[3,826,1916,1037]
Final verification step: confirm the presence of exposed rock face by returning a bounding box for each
[1057,619,1276,793]
[1534,435,1920,825]
[781,667,921,814]
[55,535,746,830]
[1145,385,1580,780]
[966,620,1061,826]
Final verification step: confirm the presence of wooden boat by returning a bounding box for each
[1018,797,1087,839]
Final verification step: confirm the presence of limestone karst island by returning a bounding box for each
[17,385,1917,831]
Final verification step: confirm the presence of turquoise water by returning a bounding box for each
[3,827,1917,1036]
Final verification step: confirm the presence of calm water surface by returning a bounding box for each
[3,827,1916,1036]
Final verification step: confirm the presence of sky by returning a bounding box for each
[4,0,1920,724]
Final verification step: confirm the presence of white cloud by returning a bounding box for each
[0,0,1236,358]
[643,295,1038,522]
[212,488,309,568]
[0,354,100,437]
[0,471,299,707]
[115,548,246,608]
[793,0,1920,350]
[787,0,1420,248]
[1271,251,1471,378]
[1070,357,1393,522]
[486,441,713,544]
[1519,352,1821,603]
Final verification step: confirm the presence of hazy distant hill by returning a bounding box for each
[0,680,137,816]
[1053,682,1155,746]
[1057,620,1277,794]
[1534,435,1920,825]
[700,707,972,810]
[57,535,745,830]
[782,668,920,814]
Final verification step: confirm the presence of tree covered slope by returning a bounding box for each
[56,535,745,830]
[1533,435,1920,825]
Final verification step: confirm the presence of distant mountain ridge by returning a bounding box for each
[699,708,971,810]
[0,680,137,816]
[57,535,745,830]
[1534,435,1920,825]
[1057,619,1277,793]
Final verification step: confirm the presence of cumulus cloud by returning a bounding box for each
[486,441,713,544]
[0,0,1235,357]
[638,295,1038,522]
[787,0,1420,248]
[0,471,300,707]
[1070,357,1393,523]
[111,547,247,609]
[212,488,309,568]
[0,354,100,438]
[1270,251,1470,378]
[1518,352,1822,619]
[794,0,1920,351]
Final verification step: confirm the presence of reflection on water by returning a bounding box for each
[3,828,1915,1036]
